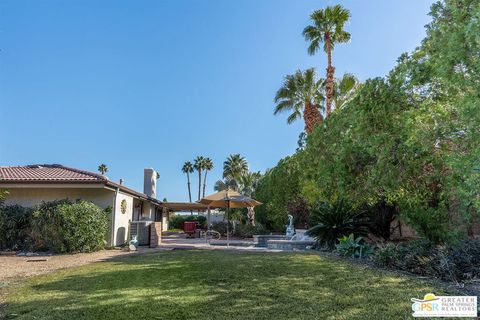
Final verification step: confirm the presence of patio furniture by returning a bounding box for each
[183,221,197,238]
[199,188,262,246]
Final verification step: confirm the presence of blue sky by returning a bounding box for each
[0,0,434,201]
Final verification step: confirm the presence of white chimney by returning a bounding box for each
[143,168,157,198]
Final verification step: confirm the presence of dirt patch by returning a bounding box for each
[0,249,133,285]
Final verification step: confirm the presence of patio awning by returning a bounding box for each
[161,202,211,212]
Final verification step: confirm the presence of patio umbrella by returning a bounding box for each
[199,189,262,246]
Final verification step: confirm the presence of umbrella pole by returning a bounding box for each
[206,206,210,244]
[226,204,229,247]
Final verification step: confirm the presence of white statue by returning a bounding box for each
[286,214,295,238]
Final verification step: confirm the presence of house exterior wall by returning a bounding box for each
[142,202,156,221]
[3,187,114,209]
[113,191,135,246]
[162,210,169,231]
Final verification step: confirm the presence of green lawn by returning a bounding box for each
[3,250,450,320]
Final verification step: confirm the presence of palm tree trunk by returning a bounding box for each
[197,170,202,201]
[325,34,335,116]
[202,170,208,198]
[187,174,193,215]
[247,207,256,226]
[303,102,322,134]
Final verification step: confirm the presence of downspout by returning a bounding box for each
[111,187,120,246]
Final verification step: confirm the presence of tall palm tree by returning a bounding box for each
[223,154,248,190]
[193,156,205,201]
[238,171,262,197]
[332,73,360,109]
[182,161,194,203]
[182,161,194,215]
[303,5,351,116]
[202,158,213,198]
[98,164,108,175]
[274,68,324,134]
[214,180,227,192]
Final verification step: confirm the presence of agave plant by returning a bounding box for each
[306,199,368,249]
[336,234,373,258]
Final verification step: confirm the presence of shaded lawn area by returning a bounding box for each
[3,250,450,320]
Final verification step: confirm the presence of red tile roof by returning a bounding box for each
[0,164,106,182]
[0,164,164,205]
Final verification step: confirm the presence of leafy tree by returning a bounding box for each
[296,132,307,152]
[254,155,304,231]
[274,68,324,134]
[263,0,480,244]
[300,74,459,242]
[303,5,351,116]
[422,0,480,218]
[98,164,108,175]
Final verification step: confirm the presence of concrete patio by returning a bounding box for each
[159,233,282,252]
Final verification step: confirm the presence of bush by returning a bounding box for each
[444,239,480,280]
[0,204,34,250]
[210,221,233,236]
[372,239,480,282]
[335,234,373,258]
[306,199,368,249]
[403,207,456,244]
[169,215,207,230]
[0,199,108,253]
[234,224,268,238]
[31,199,108,253]
[372,242,399,267]
[30,199,73,250]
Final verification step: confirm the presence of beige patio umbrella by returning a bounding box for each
[199,188,262,246]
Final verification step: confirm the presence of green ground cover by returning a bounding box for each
[3,250,450,320]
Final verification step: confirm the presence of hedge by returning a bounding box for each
[0,199,109,253]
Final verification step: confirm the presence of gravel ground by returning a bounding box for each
[0,249,133,285]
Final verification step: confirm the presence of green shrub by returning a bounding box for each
[0,204,34,250]
[211,221,232,236]
[372,242,399,267]
[30,199,73,250]
[32,199,108,253]
[403,207,456,244]
[444,239,480,280]
[0,199,108,253]
[306,199,368,249]
[169,215,207,230]
[372,239,480,282]
[234,224,268,238]
[335,234,373,258]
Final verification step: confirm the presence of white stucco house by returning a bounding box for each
[0,164,170,246]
